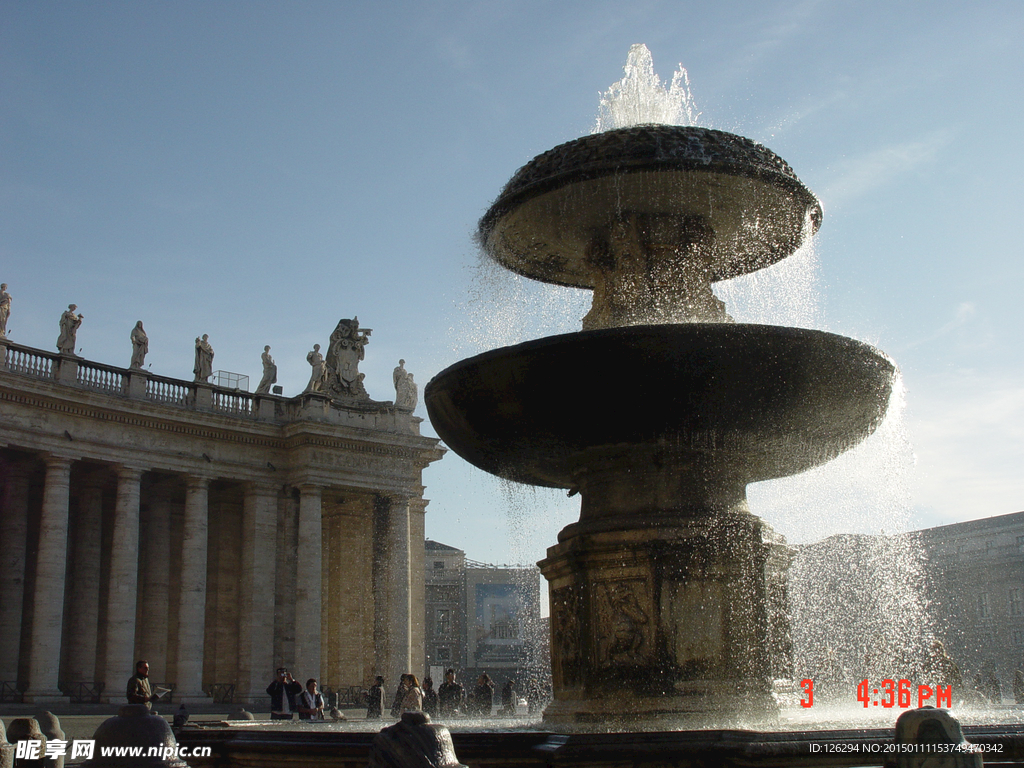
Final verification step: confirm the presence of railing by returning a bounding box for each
[147,374,191,407]
[62,680,106,703]
[212,388,253,416]
[207,682,235,704]
[0,680,24,702]
[0,339,406,431]
[3,342,56,379]
[77,360,125,394]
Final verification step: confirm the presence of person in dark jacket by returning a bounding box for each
[500,679,516,715]
[469,673,494,717]
[422,677,439,717]
[437,668,465,716]
[266,668,303,720]
[366,675,385,719]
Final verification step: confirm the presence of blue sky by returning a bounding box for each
[2,1,1022,565]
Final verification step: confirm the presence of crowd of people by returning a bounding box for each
[365,669,522,719]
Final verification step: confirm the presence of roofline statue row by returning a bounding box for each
[0,288,418,412]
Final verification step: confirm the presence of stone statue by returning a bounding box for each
[393,359,418,410]
[0,283,11,337]
[56,304,84,355]
[305,344,327,393]
[324,317,371,399]
[130,321,149,369]
[255,345,277,394]
[193,334,214,382]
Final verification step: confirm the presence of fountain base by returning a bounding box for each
[539,509,792,727]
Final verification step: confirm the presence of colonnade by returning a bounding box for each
[0,449,420,706]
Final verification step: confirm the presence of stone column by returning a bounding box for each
[237,481,279,704]
[384,494,413,686]
[23,454,74,703]
[102,466,143,701]
[64,473,105,683]
[0,461,32,682]
[139,487,172,683]
[294,484,322,679]
[175,475,211,702]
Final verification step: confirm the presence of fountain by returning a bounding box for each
[425,48,896,726]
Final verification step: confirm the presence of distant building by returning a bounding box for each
[790,511,1024,701]
[912,510,1024,691]
[423,540,545,691]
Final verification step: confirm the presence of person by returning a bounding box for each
[266,668,302,720]
[130,321,149,369]
[127,660,157,710]
[500,679,516,716]
[0,283,11,337]
[255,345,277,394]
[389,674,410,717]
[437,668,465,717]
[400,673,423,713]
[469,673,494,717]
[298,678,325,720]
[305,344,327,393]
[366,675,385,719]
[57,304,83,355]
[421,677,438,717]
[193,334,214,381]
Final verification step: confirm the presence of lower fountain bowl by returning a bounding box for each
[425,323,895,489]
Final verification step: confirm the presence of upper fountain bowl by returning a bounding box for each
[478,125,823,289]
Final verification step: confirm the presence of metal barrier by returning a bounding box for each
[207,683,235,704]
[62,681,106,703]
[0,680,24,703]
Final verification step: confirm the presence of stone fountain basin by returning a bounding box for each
[425,324,894,489]
[478,125,823,289]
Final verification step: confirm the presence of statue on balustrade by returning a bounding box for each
[57,304,84,355]
[256,345,277,394]
[193,334,214,382]
[0,283,11,338]
[393,359,418,410]
[324,317,371,399]
[305,344,327,393]
[130,321,149,369]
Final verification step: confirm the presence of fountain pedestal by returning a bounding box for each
[541,489,791,726]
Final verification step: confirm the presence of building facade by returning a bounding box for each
[913,510,1024,690]
[423,540,544,691]
[0,332,443,707]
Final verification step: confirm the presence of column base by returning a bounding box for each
[22,691,71,705]
[175,693,212,705]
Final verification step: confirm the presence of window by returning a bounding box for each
[1010,588,1021,617]
[436,647,450,661]
[978,593,990,619]
[433,561,445,570]
[435,609,451,636]
[986,540,995,554]
[1016,535,1024,553]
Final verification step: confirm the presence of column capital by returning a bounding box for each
[41,452,75,469]
[114,464,146,481]
[245,479,282,497]
[184,474,213,491]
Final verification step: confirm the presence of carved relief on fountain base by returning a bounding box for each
[538,513,792,727]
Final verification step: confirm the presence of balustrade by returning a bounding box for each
[76,360,125,394]
[212,388,253,416]
[2,342,55,379]
[147,374,191,406]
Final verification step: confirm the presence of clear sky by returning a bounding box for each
[3,1,1022,566]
